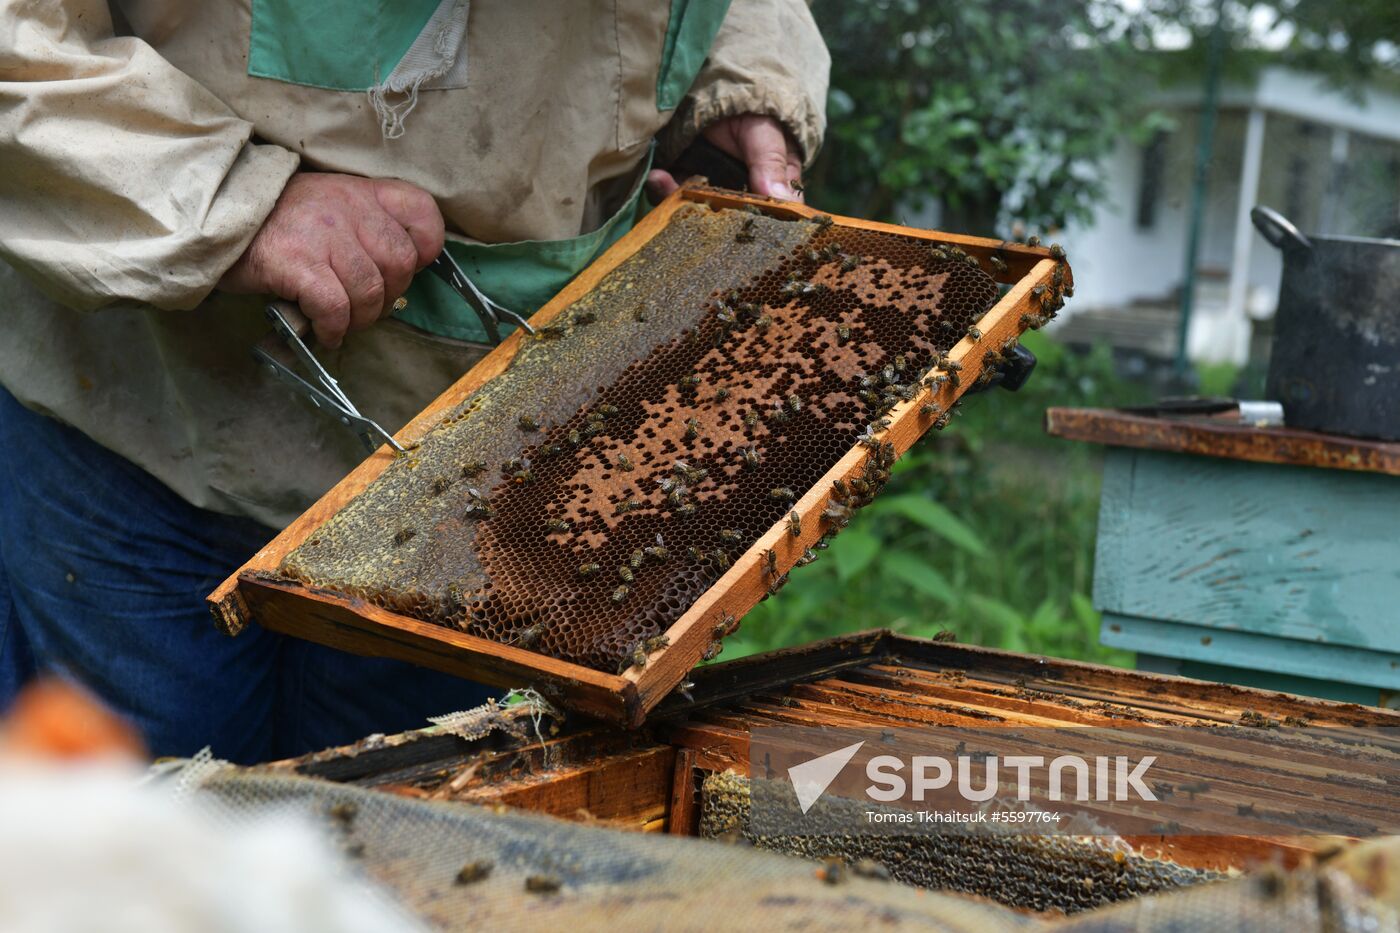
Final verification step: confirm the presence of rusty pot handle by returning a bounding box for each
[1251,205,1313,253]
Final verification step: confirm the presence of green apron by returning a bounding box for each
[247,0,732,340]
[396,150,653,344]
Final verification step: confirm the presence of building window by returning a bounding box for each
[1136,130,1168,229]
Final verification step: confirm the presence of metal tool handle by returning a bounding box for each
[966,344,1037,395]
[1251,205,1313,253]
[252,301,406,454]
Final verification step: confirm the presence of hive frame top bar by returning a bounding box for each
[208,182,1066,727]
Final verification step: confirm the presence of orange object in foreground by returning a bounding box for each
[1,678,147,761]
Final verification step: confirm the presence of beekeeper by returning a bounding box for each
[0,0,829,761]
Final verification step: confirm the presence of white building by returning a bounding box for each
[1055,65,1400,365]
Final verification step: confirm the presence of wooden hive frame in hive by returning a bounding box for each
[266,630,1400,911]
[208,183,1068,727]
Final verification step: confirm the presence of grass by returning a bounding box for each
[720,331,1154,667]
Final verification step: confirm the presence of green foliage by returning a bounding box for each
[806,0,1400,234]
[807,0,1159,233]
[722,332,1145,668]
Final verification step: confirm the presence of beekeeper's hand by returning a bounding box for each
[218,173,446,348]
[648,114,804,202]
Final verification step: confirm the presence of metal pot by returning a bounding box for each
[1253,205,1400,441]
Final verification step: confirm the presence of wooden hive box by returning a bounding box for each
[265,631,1400,914]
[209,184,1068,727]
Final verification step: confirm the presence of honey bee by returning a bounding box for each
[787,511,802,537]
[328,802,358,827]
[535,322,567,340]
[643,539,669,562]
[836,323,851,344]
[989,255,1008,275]
[614,498,640,515]
[766,572,789,597]
[572,310,597,325]
[676,680,696,703]
[739,445,761,470]
[715,386,731,401]
[676,500,696,517]
[578,563,600,577]
[1026,235,1041,247]
[795,548,818,567]
[786,395,802,413]
[1049,243,1066,261]
[713,612,739,637]
[770,487,795,501]
[680,374,701,392]
[392,527,416,546]
[684,417,701,440]
[460,460,486,477]
[429,476,452,496]
[710,548,732,570]
[566,428,582,447]
[766,406,789,425]
[517,415,540,432]
[735,217,757,243]
[920,402,943,418]
[617,565,634,583]
[545,518,571,533]
[701,641,723,662]
[463,494,493,519]
[840,254,860,273]
[812,213,833,227]
[789,179,805,194]
[455,860,493,885]
[743,409,760,427]
[763,548,778,577]
[822,501,851,528]
[611,585,630,604]
[719,528,744,544]
[615,453,635,472]
[754,314,772,332]
[967,326,981,341]
[629,549,645,569]
[643,634,670,653]
[512,624,545,648]
[525,875,562,894]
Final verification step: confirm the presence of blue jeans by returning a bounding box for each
[0,386,491,763]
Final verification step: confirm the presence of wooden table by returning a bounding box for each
[1047,406,1400,707]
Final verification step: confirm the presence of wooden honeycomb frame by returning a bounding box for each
[208,183,1068,727]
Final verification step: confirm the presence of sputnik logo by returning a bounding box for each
[789,741,865,814]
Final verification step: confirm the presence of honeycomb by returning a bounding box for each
[282,203,1003,673]
[699,770,1222,914]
